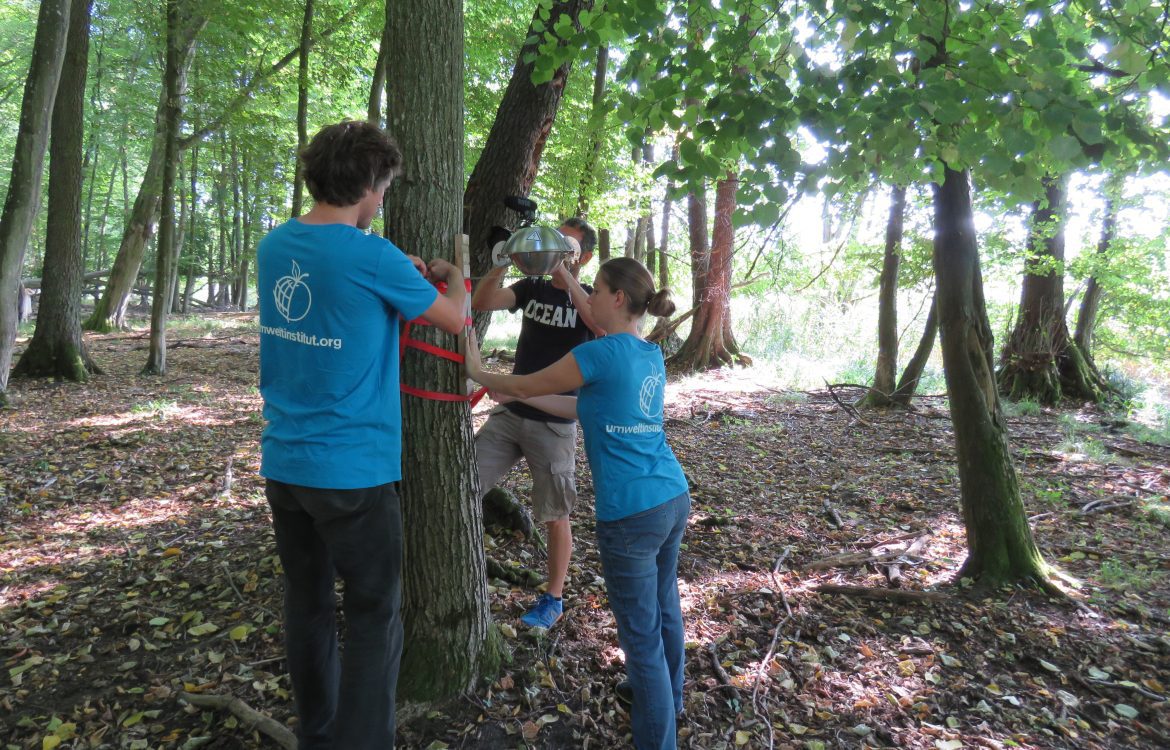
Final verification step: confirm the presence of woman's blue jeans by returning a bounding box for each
[596,492,690,750]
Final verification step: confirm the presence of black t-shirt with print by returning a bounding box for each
[505,276,594,424]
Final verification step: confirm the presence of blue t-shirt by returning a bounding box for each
[572,334,689,522]
[257,219,438,489]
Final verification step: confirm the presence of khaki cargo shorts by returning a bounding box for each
[474,407,578,522]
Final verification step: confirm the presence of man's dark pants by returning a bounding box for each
[266,480,404,750]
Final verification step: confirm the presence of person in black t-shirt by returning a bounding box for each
[471,217,603,629]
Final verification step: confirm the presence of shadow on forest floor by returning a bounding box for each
[1,321,1168,749]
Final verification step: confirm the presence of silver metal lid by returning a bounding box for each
[503,226,578,276]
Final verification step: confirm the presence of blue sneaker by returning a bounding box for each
[520,593,562,629]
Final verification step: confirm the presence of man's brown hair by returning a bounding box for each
[300,120,403,207]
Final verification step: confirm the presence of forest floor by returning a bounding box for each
[1,315,1169,750]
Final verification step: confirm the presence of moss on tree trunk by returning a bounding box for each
[933,167,1059,593]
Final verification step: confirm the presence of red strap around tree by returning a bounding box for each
[399,278,488,406]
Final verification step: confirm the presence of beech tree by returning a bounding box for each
[383,0,500,700]
[12,0,99,384]
[788,0,1170,587]
[669,172,750,370]
[998,175,1111,404]
[860,185,907,408]
[142,0,186,375]
[82,10,203,332]
[0,0,71,403]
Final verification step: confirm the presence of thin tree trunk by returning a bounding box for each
[169,152,188,314]
[659,147,675,291]
[385,0,500,700]
[83,15,203,332]
[932,167,1054,591]
[862,184,907,408]
[181,142,198,314]
[230,135,243,307]
[142,0,184,375]
[367,21,391,125]
[575,44,608,219]
[238,148,253,310]
[13,0,99,383]
[892,291,937,405]
[290,0,313,218]
[94,161,117,275]
[0,0,72,402]
[1073,176,1121,357]
[669,172,749,371]
[997,175,1110,404]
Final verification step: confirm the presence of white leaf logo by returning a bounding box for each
[274,260,312,323]
[639,371,664,418]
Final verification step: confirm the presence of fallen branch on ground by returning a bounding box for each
[814,584,946,603]
[706,642,742,712]
[178,692,296,749]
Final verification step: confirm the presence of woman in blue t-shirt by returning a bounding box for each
[466,257,690,750]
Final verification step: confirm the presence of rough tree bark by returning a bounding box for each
[668,172,750,371]
[861,185,906,408]
[142,0,185,375]
[384,0,501,700]
[13,0,100,384]
[460,0,589,336]
[997,175,1111,405]
[932,167,1055,590]
[0,0,72,403]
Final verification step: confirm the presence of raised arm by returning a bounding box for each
[552,263,605,337]
[471,265,517,312]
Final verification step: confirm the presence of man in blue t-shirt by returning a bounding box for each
[257,120,466,750]
[471,217,602,630]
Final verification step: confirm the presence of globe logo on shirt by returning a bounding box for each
[274,260,312,323]
[639,371,664,418]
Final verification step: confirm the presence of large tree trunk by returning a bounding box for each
[997,175,1110,404]
[932,167,1054,590]
[891,290,937,406]
[83,16,202,332]
[142,0,185,376]
[385,0,500,701]
[461,0,588,336]
[290,0,313,218]
[861,185,906,408]
[0,0,72,404]
[669,172,749,372]
[1073,176,1120,357]
[14,0,100,383]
